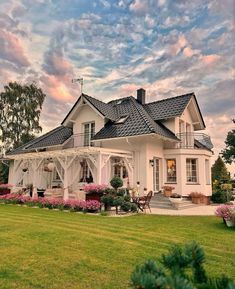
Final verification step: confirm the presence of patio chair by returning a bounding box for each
[133,191,153,213]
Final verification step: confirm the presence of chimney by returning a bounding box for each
[137,88,146,105]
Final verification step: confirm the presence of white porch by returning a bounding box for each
[8,147,134,200]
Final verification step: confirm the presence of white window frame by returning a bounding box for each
[186,158,198,183]
[205,159,210,185]
[83,122,95,146]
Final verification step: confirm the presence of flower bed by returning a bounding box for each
[83,184,108,202]
[0,194,101,213]
[215,204,235,227]
[0,184,13,195]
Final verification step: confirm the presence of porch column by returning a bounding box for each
[63,169,69,200]
[97,152,102,184]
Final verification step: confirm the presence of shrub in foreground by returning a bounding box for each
[131,242,235,289]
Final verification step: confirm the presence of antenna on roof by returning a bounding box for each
[72,77,84,94]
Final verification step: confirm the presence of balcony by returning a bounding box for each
[63,133,99,149]
[175,132,213,150]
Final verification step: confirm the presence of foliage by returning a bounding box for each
[130,203,138,212]
[170,193,181,198]
[0,162,9,184]
[212,156,230,186]
[0,81,46,150]
[222,123,235,164]
[110,176,123,190]
[189,192,203,198]
[101,194,114,207]
[120,201,132,212]
[83,184,108,194]
[211,191,227,203]
[131,242,235,289]
[0,194,101,212]
[215,204,235,221]
[162,185,175,190]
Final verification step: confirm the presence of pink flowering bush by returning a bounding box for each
[0,194,101,213]
[83,184,108,194]
[215,204,235,221]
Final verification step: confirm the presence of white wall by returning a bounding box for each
[73,104,104,134]
[164,148,212,196]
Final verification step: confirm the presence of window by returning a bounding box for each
[186,158,198,183]
[166,159,177,183]
[80,159,93,183]
[205,159,210,184]
[83,122,95,146]
[53,169,61,181]
[114,115,129,124]
[112,158,128,179]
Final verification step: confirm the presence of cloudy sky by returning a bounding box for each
[0,0,234,168]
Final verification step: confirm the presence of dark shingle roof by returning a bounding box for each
[83,94,117,121]
[143,93,193,120]
[7,126,72,155]
[92,96,178,141]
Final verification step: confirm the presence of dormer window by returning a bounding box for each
[114,115,129,124]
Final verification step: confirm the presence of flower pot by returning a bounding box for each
[191,197,201,204]
[164,190,172,197]
[225,219,235,227]
[169,197,182,209]
[200,195,210,205]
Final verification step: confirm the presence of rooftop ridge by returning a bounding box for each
[144,92,194,106]
[129,96,156,133]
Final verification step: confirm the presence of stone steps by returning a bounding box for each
[150,193,199,210]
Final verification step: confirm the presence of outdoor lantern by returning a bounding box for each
[47,162,55,172]
[149,159,154,167]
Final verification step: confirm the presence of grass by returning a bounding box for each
[0,205,234,289]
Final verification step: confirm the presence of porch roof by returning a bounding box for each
[5,147,133,160]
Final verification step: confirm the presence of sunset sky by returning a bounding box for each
[0,0,234,170]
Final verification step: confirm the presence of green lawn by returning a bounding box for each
[0,205,234,289]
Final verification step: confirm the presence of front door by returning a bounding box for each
[153,158,160,192]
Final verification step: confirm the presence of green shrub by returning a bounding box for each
[110,176,123,190]
[130,203,138,212]
[101,194,114,208]
[117,188,126,196]
[211,191,227,203]
[121,201,131,212]
[131,242,235,289]
[113,196,124,207]
[124,195,131,202]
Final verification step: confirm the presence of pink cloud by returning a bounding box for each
[201,54,220,65]
[41,74,74,102]
[169,35,187,56]
[129,0,148,14]
[0,30,30,67]
[183,46,194,57]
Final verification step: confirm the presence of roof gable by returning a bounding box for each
[61,93,117,126]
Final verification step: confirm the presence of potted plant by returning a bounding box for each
[215,204,235,227]
[162,185,175,197]
[169,193,182,209]
[83,184,108,201]
[190,192,203,204]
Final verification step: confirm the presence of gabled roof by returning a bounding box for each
[92,96,178,141]
[143,93,193,121]
[61,93,117,125]
[7,126,72,155]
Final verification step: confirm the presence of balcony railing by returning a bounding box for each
[63,133,98,149]
[175,132,213,149]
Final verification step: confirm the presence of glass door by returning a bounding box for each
[83,122,95,146]
[153,158,160,192]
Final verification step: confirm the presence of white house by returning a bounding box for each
[6,88,213,200]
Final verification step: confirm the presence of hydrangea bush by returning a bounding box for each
[0,194,101,212]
